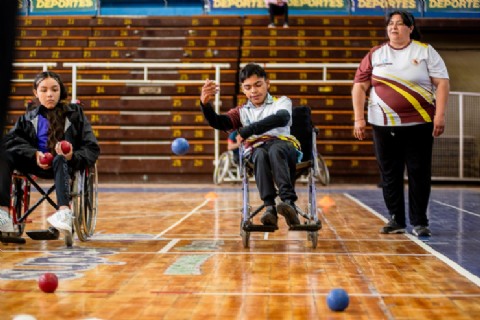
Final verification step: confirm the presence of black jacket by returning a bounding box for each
[2,103,100,170]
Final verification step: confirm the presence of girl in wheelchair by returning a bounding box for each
[0,71,100,241]
[201,63,300,229]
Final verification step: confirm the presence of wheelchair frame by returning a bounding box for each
[238,106,329,249]
[1,164,98,247]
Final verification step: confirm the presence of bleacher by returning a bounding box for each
[8,10,479,183]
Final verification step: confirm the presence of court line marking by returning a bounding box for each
[0,249,434,256]
[149,291,480,298]
[344,193,480,288]
[153,198,211,239]
[158,239,180,253]
[432,200,480,218]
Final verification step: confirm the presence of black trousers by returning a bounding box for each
[268,4,289,24]
[0,151,72,207]
[372,123,434,227]
[251,139,297,206]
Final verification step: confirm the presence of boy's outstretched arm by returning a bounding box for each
[200,79,234,131]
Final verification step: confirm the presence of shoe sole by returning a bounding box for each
[412,230,431,237]
[380,228,406,234]
[260,213,278,228]
[277,203,300,227]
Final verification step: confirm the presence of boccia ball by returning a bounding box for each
[60,140,71,154]
[38,273,58,293]
[39,152,54,166]
[171,137,190,155]
[326,288,349,311]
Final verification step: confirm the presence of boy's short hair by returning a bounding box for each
[239,63,267,83]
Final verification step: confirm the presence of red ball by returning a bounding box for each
[60,140,71,154]
[38,273,58,293]
[40,152,53,166]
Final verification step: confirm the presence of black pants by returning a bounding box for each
[372,123,434,227]
[251,139,297,206]
[268,4,288,24]
[0,151,72,207]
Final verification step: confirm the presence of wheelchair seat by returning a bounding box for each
[0,164,99,247]
[239,106,329,249]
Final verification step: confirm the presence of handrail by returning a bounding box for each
[63,62,230,167]
[239,62,359,84]
[11,63,58,82]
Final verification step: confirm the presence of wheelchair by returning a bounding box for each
[213,150,241,184]
[0,164,98,247]
[239,106,329,249]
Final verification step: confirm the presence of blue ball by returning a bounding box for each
[171,137,190,155]
[326,288,349,311]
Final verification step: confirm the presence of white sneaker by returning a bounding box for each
[47,208,73,232]
[0,208,15,233]
[268,23,275,28]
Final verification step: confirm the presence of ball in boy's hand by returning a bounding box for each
[60,140,71,154]
[171,138,190,155]
[40,152,53,166]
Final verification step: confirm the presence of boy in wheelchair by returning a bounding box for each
[0,71,100,242]
[201,63,301,229]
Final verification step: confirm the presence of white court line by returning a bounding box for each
[160,292,480,298]
[0,249,433,256]
[153,198,211,239]
[433,200,480,218]
[158,239,180,253]
[344,193,480,288]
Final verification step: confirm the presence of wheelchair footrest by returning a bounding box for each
[289,222,322,232]
[242,223,278,232]
[0,234,27,244]
[26,227,60,240]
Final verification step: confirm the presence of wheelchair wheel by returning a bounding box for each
[9,175,30,236]
[213,152,231,185]
[72,165,98,241]
[314,153,330,186]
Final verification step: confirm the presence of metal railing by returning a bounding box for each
[432,91,480,181]
[63,62,230,166]
[11,63,58,82]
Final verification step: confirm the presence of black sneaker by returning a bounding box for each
[380,219,406,234]
[277,200,301,227]
[412,225,432,237]
[260,206,278,227]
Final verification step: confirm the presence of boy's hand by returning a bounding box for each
[201,79,218,105]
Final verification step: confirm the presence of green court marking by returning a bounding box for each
[164,254,213,275]
[176,240,224,251]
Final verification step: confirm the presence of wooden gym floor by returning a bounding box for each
[1,183,479,319]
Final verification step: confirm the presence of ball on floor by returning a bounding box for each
[326,288,349,311]
[38,272,58,293]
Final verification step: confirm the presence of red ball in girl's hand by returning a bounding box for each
[60,140,71,154]
[39,152,53,166]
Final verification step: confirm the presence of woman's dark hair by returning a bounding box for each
[33,71,68,154]
[239,63,267,83]
[386,10,421,41]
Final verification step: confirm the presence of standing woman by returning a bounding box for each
[0,71,100,242]
[351,11,450,237]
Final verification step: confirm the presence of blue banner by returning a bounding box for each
[424,0,480,17]
[30,0,98,15]
[351,0,423,16]
[209,0,350,15]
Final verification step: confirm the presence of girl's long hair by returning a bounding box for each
[33,71,68,154]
